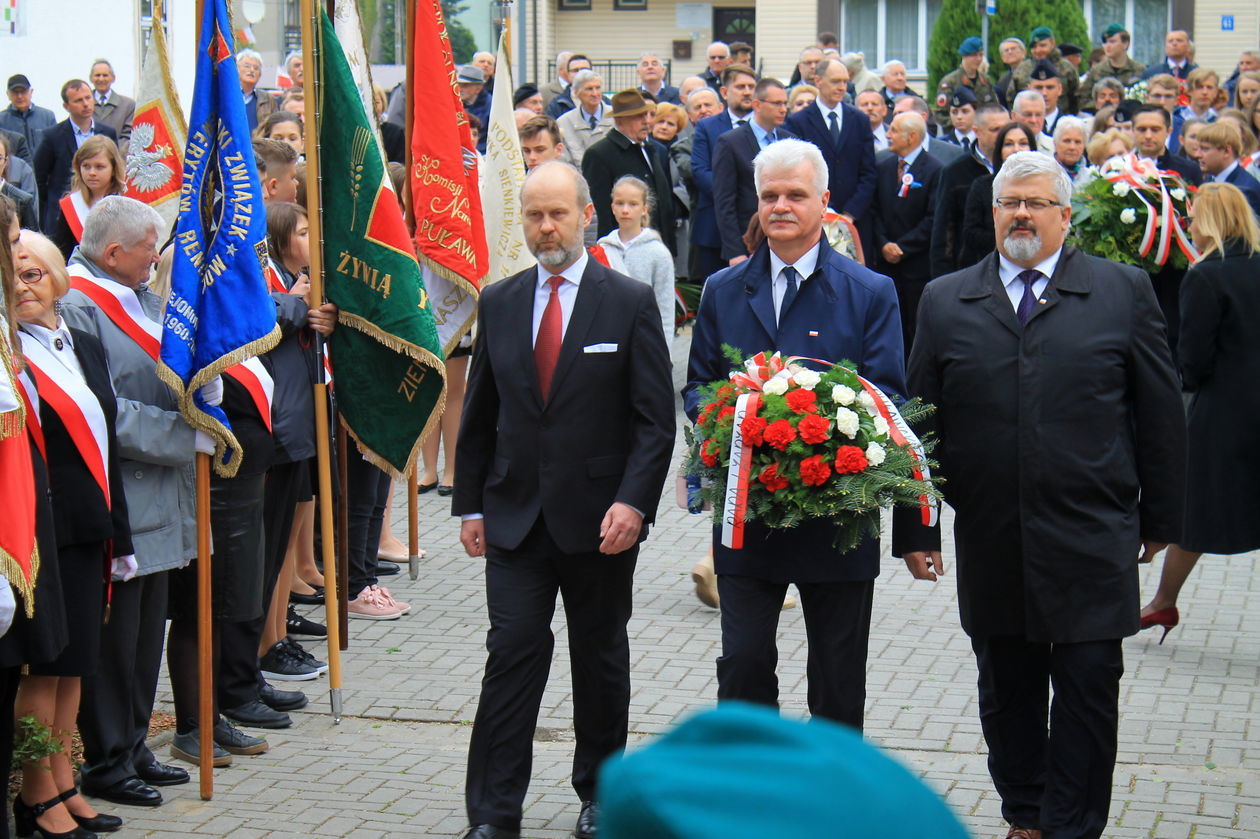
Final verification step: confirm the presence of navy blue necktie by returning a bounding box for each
[1016,269,1041,326]
[828,111,841,145]
[780,266,799,322]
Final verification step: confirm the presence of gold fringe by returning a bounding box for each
[1,543,39,619]
[335,311,442,363]
[151,0,189,142]
[0,408,22,441]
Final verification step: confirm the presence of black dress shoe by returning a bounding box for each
[222,698,293,729]
[574,800,597,839]
[261,683,309,711]
[82,777,162,807]
[437,484,454,496]
[417,480,438,494]
[135,761,189,787]
[375,560,401,575]
[461,826,520,839]
[289,587,324,606]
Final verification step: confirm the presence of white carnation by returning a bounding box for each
[1119,208,1137,225]
[834,407,860,438]
[1112,181,1131,197]
[1171,187,1186,201]
[792,369,822,390]
[857,390,877,414]
[873,414,889,437]
[865,442,886,466]
[762,376,789,395]
[831,384,856,405]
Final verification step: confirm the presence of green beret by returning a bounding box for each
[1030,26,1054,44]
[1102,23,1126,42]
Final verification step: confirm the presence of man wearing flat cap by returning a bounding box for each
[1080,24,1145,107]
[581,89,679,254]
[935,37,998,132]
[1013,27,1080,114]
[457,64,491,152]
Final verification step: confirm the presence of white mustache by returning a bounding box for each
[767,212,797,223]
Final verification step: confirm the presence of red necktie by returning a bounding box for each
[535,276,564,401]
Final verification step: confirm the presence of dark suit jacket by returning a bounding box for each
[683,239,906,583]
[873,151,941,282]
[1154,151,1202,186]
[711,124,796,260]
[930,151,990,277]
[1223,165,1260,219]
[1141,60,1197,80]
[893,248,1185,643]
[640,84,681,106]
[1,127,30,161]
[582,128,677,253]
[27,327,133,555]
[785,102,877,221]
[32,119,118,232]
[1,182,38,230]
[452,258,675,554]
[690,112,740,250]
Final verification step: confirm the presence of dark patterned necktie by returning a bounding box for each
[780,266,799,322]
[1016,269,1041,326]
[828,110,841,145]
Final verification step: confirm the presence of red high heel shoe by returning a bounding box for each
[1140,606,1179,644]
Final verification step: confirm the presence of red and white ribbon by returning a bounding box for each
[58,192,90,243]
[1100,155,1199,266]
[222,356,275,432]
[852,374,938,528]
[68,265,162,362]
[15,369,45,461]
[721,392,762,549]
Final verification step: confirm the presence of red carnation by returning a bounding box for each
[763,419,798,451]
[715,385,735,402]
[833,445,870,474]
[797,413,831,445]
[759,462,790,492]
[700,439,721,467]
[785,388,818,414]
[718,405,736,424]
[741,414,768,446]
[798,454,832,486]
[698,403,717,427]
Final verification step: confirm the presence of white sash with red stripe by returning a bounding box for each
[19,331,111,507]
[222,356,274,432]
[58,192,91,243]
[264,260,288,294]
[67,265,162,361]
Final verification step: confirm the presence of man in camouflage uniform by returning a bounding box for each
[1012,27,1080,114]
[935,37,998,132]
[1079,24,1146,106]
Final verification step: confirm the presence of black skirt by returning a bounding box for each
[168,474,267,623]
[26,541,107,677]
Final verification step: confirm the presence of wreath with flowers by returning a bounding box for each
[685,348,941,554]
[1071,153,1199,273]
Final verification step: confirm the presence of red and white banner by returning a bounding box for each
[222,356,274,432]
[124,0,186,231]
[68,265,162,361]
[721,392,762,549]
[58,191,89,243]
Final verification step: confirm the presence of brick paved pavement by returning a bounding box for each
[87,334,1260,836]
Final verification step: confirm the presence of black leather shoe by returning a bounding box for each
[461,826,520,839]
[376,560,401,575]
[261,683,309,711]
[222,698,293,729]
[135,761,189,787]
[289,587,324,606]
[437,484,454,497]
[574,800,597,839]
[82,777,162,807]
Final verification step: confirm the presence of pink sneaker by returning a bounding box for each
[348,586,403,620]
[372,584,410,615]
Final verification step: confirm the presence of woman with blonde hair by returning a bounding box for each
[1085,127,1134,167]
[52,135,126,258]
[651,102,688,145]
[788,84,819,114]
[1140,182,1260,642]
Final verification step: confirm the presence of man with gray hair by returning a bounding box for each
[1011,90,1054,153]
[556,69,611,166]
[685,137,906,731]
[62,196,209,804]
[540,50,574,109]
[897,150,1186,839]
[636,51,680,105]
[701,41,731,93]
[237,48,275,132]
[89,58,135,149]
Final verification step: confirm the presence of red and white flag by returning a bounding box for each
[125,0,186,232]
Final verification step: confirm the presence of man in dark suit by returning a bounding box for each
[454,161,675,839]
[89,59,135,151]
[690,63,757,281]
[786,57,878,263]
[545,54,593,119]
[1140,30,1196,80]
[890,96,967,165]
[684,138,906,730]
[1197,121,1260,219]
[32,79,117,233]
[636,52,681,105]
[931,103,1007,277]
[712,78,794,265]
[895,151,1186,839]
[581,90,678,254]
[874,112,941,353]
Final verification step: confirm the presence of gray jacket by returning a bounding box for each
[60,253,195,574]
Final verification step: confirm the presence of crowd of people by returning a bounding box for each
[1,20,1258,839]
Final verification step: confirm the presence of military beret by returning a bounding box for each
[1029,59,1060,82]
[1030,26,1054,44]
[950,86,978,108]
[1114,99,1141,122]
[1059,43,1083,57]
[958,36,984,56]
[1101,23,1126,42]
[512,83,539,106]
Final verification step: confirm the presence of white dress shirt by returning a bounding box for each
[532,248,589,345]
[23,318,83,379]
[816,99,842,134]
[872,123,888,152]
[768,240,822,325]
[997,248,1061,312]
[728,110,750,129]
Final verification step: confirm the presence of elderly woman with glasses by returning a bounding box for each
[10,229,132,838]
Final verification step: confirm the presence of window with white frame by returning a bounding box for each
[1082,0,1170,66]
[841,0,942,75]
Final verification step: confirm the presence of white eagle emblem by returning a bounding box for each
[126,122,175,193]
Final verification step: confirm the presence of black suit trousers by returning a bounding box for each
[78,569,169,787]
[345,451,391,599]
[971,635,1123,839]
[715,574,874,730]
[465,515,637,829]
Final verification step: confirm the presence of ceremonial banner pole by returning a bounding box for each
[404,0,421,584]
[408,468,419,579]
[299,0,344,722]
[336,425,350,649]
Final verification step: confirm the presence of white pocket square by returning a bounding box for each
[584,343,619,353]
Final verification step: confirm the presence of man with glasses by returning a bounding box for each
[896,150,1185,839]
[237,49,275,133]
[713,78,794,265]
[701,42,732,94]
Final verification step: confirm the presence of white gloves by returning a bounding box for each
[0,575,15,639]
[111,555,139,582]
[194,431,216,455]
[199,376,224,407]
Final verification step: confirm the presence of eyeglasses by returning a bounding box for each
[758,99,789,107]
[994,197,1062,211]
[18,268,48,285]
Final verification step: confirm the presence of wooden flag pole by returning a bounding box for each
[299,0,344,722]
[402,0,422,583]
[336,425,350,649]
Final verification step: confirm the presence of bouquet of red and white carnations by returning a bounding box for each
[685,349,940,553]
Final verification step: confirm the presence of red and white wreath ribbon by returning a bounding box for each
[1100,154,1199,266]
[721,392,762,549]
